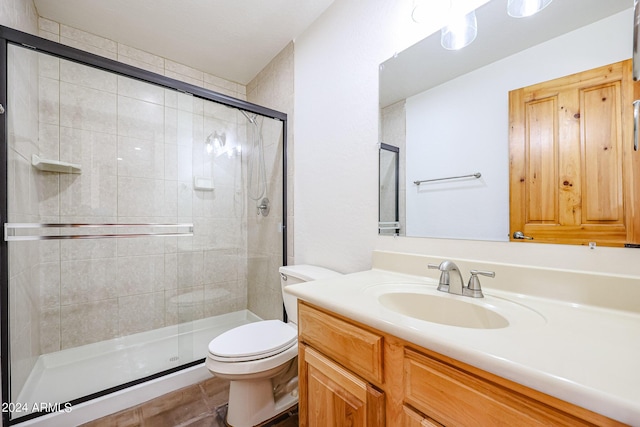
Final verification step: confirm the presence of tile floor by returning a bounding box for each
[80,377,298,427]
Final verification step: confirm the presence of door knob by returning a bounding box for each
[513,231,533,240]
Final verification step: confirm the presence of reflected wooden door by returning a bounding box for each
[509,59,639,246]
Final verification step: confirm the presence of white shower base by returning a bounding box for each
[15,310,261,422]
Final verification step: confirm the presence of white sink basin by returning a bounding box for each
[379,292,509,329]
[367,284,545,330]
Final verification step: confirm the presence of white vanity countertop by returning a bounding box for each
[285,269,640,425]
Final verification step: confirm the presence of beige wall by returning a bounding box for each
[0,0,38,33]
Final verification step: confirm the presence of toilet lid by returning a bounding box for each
[208,320,297,362]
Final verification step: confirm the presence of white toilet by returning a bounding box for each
[205,264,341,427]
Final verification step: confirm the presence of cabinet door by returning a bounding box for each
[299,344,385,427]
[509,59,637,246]
[402,405,443,427]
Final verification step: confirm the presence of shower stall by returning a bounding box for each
[0,26,287,424]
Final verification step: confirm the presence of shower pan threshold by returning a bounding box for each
[15,310,261,414]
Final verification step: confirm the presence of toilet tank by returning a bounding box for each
[279,264,341,324]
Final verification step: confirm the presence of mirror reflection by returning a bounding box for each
[378,143,401,236]
[379,0,633,241]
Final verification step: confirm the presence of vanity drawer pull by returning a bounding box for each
[298,302,383,385]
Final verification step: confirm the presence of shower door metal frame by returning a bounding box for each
[0,24,288,425]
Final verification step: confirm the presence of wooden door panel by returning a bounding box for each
[557,89,582,226]
[525,97,557,223]
[581,83,624,223]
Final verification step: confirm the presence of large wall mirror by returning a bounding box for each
[379,0,633,242]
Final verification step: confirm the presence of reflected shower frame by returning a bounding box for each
[0,24,288,425]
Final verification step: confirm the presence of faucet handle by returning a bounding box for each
[465,270,495,298]
[427,263,449,292]
[470,269,495,279]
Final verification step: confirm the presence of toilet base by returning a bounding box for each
[226,378,297,427]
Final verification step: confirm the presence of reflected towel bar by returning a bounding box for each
[4,223,194,241]
[413,172,481,186]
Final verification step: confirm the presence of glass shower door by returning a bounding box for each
[3,27,286,422]
[3,42,255,421]
[4,42,204,419]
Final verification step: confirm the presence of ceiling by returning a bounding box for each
[32,0,335,85]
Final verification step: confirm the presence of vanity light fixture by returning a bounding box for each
[441,8,478,50]
[411,0,553,51]
[507,0,552,18]
[411,0,479,51]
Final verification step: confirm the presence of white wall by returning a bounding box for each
[294,1,640,278]
[293,0,434,272]
[405,10,631,241]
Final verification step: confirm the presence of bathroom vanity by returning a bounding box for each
[286,251,640,426]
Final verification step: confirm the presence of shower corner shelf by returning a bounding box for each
[32,154,82,174]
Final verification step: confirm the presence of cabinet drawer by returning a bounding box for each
[298,302,383,384]
[404,348,595,427]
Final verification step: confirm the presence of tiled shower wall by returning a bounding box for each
[3,10,289,399]
[33,54,251,350]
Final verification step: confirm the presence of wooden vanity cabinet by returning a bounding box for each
[297,302,385,426]
[297,301,627,427]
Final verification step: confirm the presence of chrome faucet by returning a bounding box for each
[428,261,494,298]
[428,260,464,294]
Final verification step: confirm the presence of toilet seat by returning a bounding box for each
[208,320,297,362]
